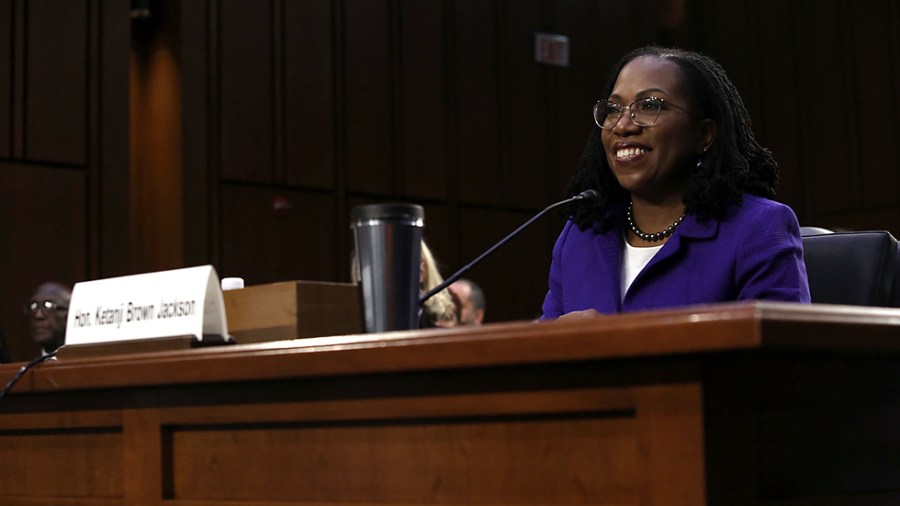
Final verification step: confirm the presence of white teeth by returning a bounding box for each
[616,147,647,160]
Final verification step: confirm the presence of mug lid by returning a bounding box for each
[351,203,424,222]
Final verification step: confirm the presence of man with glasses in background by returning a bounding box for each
[25,282,71,355]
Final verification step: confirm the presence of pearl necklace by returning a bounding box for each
[626,201,686,242]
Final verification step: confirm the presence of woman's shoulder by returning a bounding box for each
[554,216,619,252]
[728,194,801,233]
[733,194,798,219]
[740,193,793,210]
[557,218,597,244]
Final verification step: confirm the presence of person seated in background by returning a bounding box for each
[26,282,72,355]
[420,241,457,328]
[542,46,810,320]
[449,278,486,326]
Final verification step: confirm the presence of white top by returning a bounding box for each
[621,239,663,301]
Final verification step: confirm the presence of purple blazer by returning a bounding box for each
[541,194,811,319]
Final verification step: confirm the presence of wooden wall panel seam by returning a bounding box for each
[894,0,900,197]
[442,0,461,266]
[88,0,100,278]
[272,0,286,185]
[0,0,11,159]
[209,0,223,267]
[11,0,23,159]
[390,0,401,195]
[333,0,351,281]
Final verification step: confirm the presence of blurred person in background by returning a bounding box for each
[26,282,72,355]
[420,241,458,328]
[449,278,485,326]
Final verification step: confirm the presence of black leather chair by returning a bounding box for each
[889,247,900,307]
[799,226,834,236]
[800,228,898,306]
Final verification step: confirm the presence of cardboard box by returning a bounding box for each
[223,281,363,343]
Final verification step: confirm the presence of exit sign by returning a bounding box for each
[534,33,570,67]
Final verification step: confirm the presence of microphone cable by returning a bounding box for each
[0,351,57,403]
[420,189,599,304]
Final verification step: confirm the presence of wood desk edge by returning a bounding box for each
[7,301,900,392]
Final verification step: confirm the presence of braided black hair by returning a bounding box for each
[567,46,778,230]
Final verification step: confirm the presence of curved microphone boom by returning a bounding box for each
[0,351,57,403]
[419,189,600,305]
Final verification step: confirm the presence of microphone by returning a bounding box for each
[420,189,600,304]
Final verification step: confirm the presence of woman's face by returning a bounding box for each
[600,56,714,203]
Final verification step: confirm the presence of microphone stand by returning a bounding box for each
[419,190,599,305]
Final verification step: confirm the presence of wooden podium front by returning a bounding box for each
[1,302,900,505]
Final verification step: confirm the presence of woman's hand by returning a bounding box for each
[558,309,603,320]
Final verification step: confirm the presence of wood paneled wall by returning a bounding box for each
[1,0,899,361]
[686,0,900,229]
[0,0,129,361]
[177,0,657,329]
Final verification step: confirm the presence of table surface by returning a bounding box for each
[5,300,900,393]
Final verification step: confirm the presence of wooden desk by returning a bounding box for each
[1,302,900,505]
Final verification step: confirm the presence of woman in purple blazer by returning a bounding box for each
[541,47,810,320]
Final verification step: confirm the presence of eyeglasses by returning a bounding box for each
[593,96,690,129]
[24,300,68,315]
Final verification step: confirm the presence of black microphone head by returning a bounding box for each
[575,189,600,202]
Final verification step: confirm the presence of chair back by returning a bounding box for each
[889,247,900,307]
[799,226,834,236]
[801,229,897,306]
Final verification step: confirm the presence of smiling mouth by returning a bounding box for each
[616,147,648,161]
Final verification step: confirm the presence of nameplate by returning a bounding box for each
[65,265,228,345]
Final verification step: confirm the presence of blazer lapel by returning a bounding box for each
[643,214,719,270]
[593,210,627,310]
[624,212,721,307]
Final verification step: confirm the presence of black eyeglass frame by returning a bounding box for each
[593,96,691,129]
